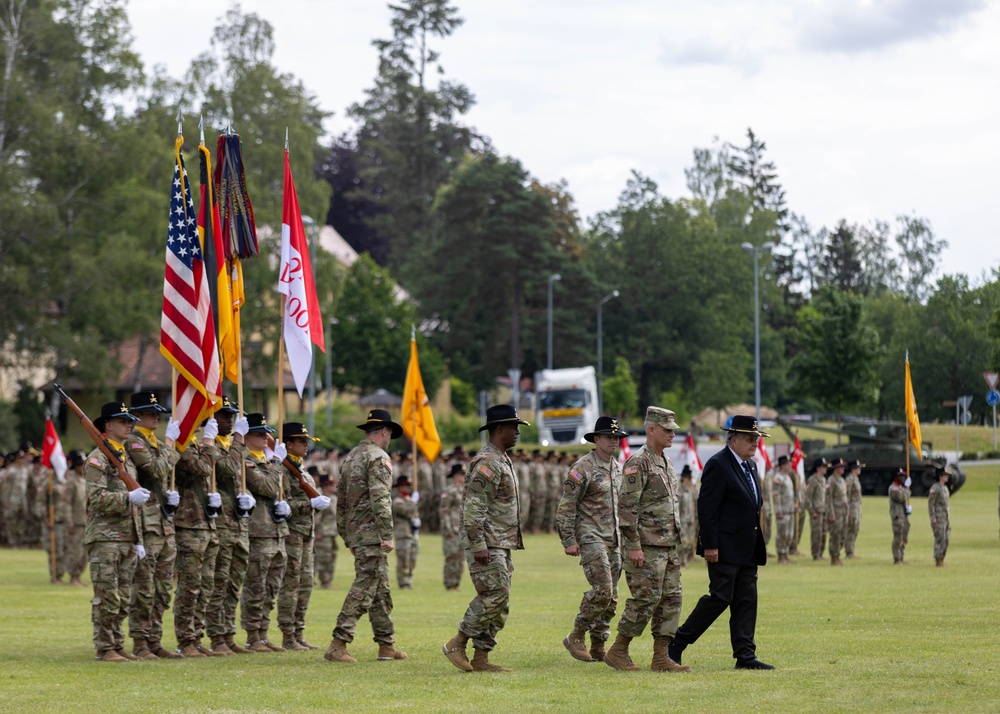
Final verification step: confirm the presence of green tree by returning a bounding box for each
[602,356,638,419]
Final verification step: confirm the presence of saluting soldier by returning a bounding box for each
[928,466,951,566]
[313,469,339,589]
[124,392,182,660]
[843,459,864,559]
[804,458,829,560]
[889,469,912,564]
[85,402,150,662]
[557,416,627,663]
[772,456,797,563]
[439,463,466,590]
[64,451,89,586]
[391,474,420,589]
[826,458,848,566]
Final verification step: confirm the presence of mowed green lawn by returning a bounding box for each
[1,465,998,714]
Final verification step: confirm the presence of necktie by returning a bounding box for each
[742,462,757,498]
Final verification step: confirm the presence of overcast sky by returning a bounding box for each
[127,0,999,280]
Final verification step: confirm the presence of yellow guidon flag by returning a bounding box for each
[904,351,922,460]
[401,328,442,462]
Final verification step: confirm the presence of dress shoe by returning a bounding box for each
[735,658,775,670]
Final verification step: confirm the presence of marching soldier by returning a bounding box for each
[439,463,466,590]
[391,474,420,589]
[826,458,848,566]
[888,469,912,564]
[313,469,339,589]
[557,416,627,663]
[64,451,89,586]
[804,458,829,560]
[844,459,864,559]
[772,456,797,563]
[928,466,951,566]
[678,466,698,567]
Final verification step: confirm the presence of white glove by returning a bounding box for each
[165,490,180,506]
[207,492,222,508]
[904,476,912,488]
[203,418,219,440]
[135,544,146,560]
[411,517,422,529]
[411,491,420,504]
[905,505,913,515]
[233,416,249,436]
[264,447,275,461]
[165,419,181,442]
[274,500,291,517]
[274,443,287,462]
[311,495,331,510]
[128,487,151,505]
[237,493,256,510]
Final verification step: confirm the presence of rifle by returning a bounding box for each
[54,383,141,492]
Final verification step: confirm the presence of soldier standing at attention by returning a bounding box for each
[124,392,182,660]
[604,407,690,673]
[85,402,150,662]
[678,466,697,567]
[843,459,864,559]
[65,451,89,586]
[443,405,526,673]
[325,409,408,664]
[826,458,848,566]
[804,458,829,560]
[557,416,627,664]
[928,466,951,567]
[439,464,466,590]
[772,456,797,564]
[313,470,339,589]
[888,469,912,564]
[759,464,773,551]
[391,474,420,589]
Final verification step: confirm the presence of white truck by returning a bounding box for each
[534,366,601,446]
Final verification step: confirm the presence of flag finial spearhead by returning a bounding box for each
[175,107,183,136]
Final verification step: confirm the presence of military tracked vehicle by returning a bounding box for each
[776,419,965,497]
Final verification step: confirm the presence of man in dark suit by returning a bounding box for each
[669,415,774,670]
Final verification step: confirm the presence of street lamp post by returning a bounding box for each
[741,241,774,423]
[547,273,561,370]
[597,289,620,414]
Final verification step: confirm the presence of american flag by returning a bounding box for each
[159,137,221,449]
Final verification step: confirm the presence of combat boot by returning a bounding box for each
[225,634,253,654]
[563,627,593,662]
[70,576,85,587]
[935,558,945,567]
[149,641,183,659]
[377,643,408,661]
[470,648,511,672]
[282,633,308,651]
[260,631,285,652]
[195,642,228,657]
[603,634,640,671]
[650,639,692,673]
[178,642,205,658]
[589,638,607,663]
[115,648,139,661]
[443,632,472,671]
[323,638,356,663]
[131,639,158,661]
[210,638,234,655]
[296,633,318,650]
[97,650,131,663]
[246,631,272,653]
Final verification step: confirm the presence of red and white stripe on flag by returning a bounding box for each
[41,418,67,480]
[159,138,221,449]
[752,436,772,475]
[278,149,325,397]
[617,437,632,466]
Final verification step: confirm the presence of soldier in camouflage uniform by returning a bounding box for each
[804,458,829,560]
[36,460,66,583]
[391,474,420,589]
[65,451,89,585]
[85,402,150,662]
[844,458,863,559]
[604,407,690,674]
[277,422,331,650]
[825,458,848,566]
[772,456,797,563]
[313,470,339,589]
[513,450,531,531]
[2,445,33,547]
[439,463,466,590]
[546,454,566,532]
[124,392,182,659]
[928,466,950,566]
[557,416,627,663]
[678,466,698,567]
[443,404,527,673]
[760,464,773,549]
[325,409,407,664]
[888,469,911,564]
[526,450,546,534]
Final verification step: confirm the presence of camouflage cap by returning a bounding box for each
[645,406,679,430]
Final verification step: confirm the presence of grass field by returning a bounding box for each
[1,465,998,713]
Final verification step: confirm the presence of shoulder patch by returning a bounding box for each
[624,466,638,476]
[478,464,494,480]
[384,458,393,471]
[569,469,583,482]
[130,442,145,450]
[89,457,102,467]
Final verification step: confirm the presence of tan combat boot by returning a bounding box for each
[935,558,945,567]
[323,638,357,663]
[114,648,139,661]
[443,632,472,671]
[603,634,641,671]
[261,631,286,652]
[131,638,157,660]
[589,637,607,663]
[210,638,234,655]
[225,634,253,654]
[282,632,308,651]
[246,631,271,654]
[296,633,318,650]
[148,640,182,659]
[563,627,593,662]
[195,641,228,657]
[470,648,512,672]
[650,639,692,673]
[70,576,85,587]
[377,643,408,661]
[97,649,131,662]
[178,642,205,658]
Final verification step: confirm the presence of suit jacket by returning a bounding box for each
[696,446,767,566]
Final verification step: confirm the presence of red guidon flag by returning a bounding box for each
[41,418,67,481]
[278,148,325,396]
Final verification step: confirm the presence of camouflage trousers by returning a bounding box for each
[458,547,513,652]
[761,509,772,545]
[206,526,249,639]
[809,513,827,559]
[420,492,441,533]
[332,544,395,646]
[795,506,807,550]
[618,545,682,640]
[518,487,531,530]
[774,512,795,556]
[828,513,846,557]
[3,507,28,546]
[528,492,548,532]
[87,540,137,655]
[65,525,87,578]
[544,485,561,531]
[679,522,696,566]
[395,535,419,588]
[932,524,949,561]
[892,516,910,561]
[240,536,286,635]
[129,532,176,645]
[442,532,464,588]
[845,508,862,557]
[41,522,67,580]
[278,532,314,637]
[572,541,622,643]
[173,527,219,645]
[314,534,339,587]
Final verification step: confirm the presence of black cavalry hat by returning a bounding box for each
[245,413,276,435]
[776,455,790,467]
[394,474,412,488]
[216,396,239,415]
[478,404,530,432]
[727,415,770,438]
[448,463,465,478]
[94,402,139,432]
[283,422,320,442]
[357,409,403,440]
[130,391,169,413]
[584,416,628,443]
[811,456,829,473]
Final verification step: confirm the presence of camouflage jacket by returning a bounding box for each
[174,440,219,531]
[772,470,796,517]
[245,451,290,539]
[1,464,29,511]
[556,450,622,548]
[927,482,950,528]
[826,474,848,520]
[888,481,910,523]
[678,480,698,529]
[283,455,316,538]
[618,445,680,552]
[125,428,180,537]
[845,473,863,511]
[66,471,88,527]
[337,439,394,548]
[315,491,338,539]
[462,441,523,553]
[392,493,419,541]
[804,473,827,517]
[212,436,249,532]
[439,482,464,537]
[83,443,142,546]
[760,471,774,516]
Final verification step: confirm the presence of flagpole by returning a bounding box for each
[411,326,419,493]
[237,324,247,495]
[171,106,183,491]
[277,293,287,501]
[47,467,56,582]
